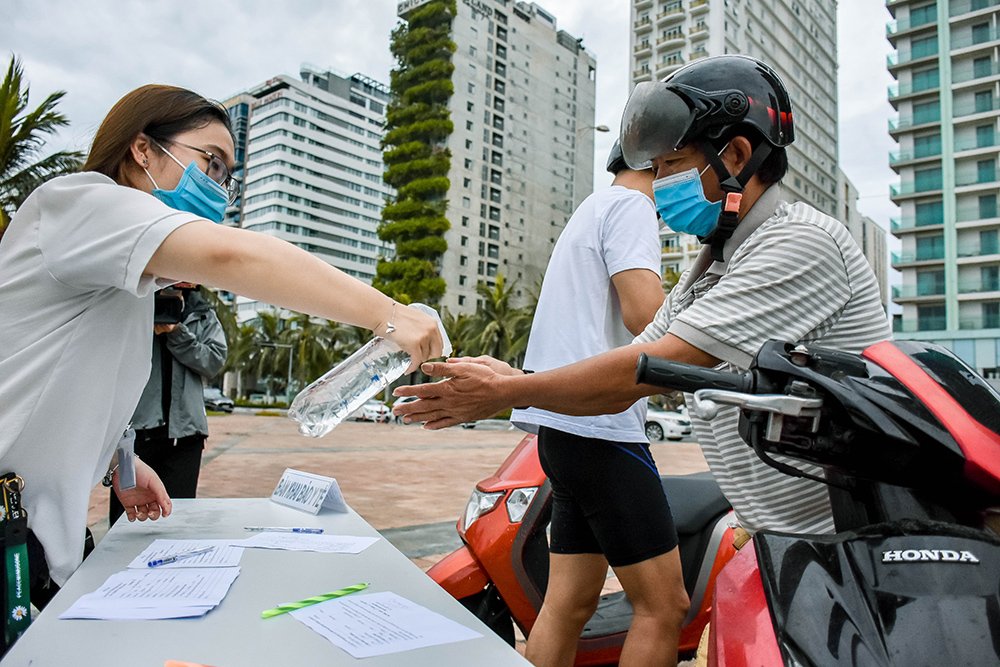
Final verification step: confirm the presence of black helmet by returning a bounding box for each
[606,140,629,174]
[620,55,794,170]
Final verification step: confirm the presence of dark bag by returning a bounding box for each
[0,472,30,655]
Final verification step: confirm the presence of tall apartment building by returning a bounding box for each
[223,67,393,320]
[398,0,598,314]
[629,0,840,277]
[222,92,256,228]
[838,169,890,309]
[887,0,1000,382]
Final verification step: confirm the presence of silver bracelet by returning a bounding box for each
[384,301,397,335]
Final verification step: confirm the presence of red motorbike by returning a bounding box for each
[636,339,1000,665]
[428,431,737,664]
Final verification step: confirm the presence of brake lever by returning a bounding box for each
[692,389,823,440]
[692,389,823,419]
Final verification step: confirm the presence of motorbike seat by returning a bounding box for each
[662,472,731,536]
[661,472,732,599]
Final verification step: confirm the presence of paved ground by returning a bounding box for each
[88,412,709,542]
[86,412,709,658]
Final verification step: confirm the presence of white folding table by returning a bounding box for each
[1,498,529,666]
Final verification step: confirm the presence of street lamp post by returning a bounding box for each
[259,342,293,403]
[572,124,611,207]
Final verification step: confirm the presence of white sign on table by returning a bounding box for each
[270,468,348,514]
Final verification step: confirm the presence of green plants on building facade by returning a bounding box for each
[376,0,457,304]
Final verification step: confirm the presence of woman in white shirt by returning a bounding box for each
[0,84,443,601]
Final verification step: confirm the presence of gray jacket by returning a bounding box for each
[131,290,228,438]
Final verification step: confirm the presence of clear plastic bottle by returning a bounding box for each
[287,303,451,437]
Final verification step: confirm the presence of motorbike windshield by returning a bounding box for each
[900,341,1000,437]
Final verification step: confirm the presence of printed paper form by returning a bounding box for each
[59,567,241,620]
[128,539,244,569]
[232,532,378,554]
[291,591,481,658]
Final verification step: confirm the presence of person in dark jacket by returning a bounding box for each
[108,284,227,524]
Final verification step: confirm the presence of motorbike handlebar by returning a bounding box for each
[636,353,754,394]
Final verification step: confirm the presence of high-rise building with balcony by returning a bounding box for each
[629,0,841,277]
[222,66,393,320]
[221,92,256,229]
[838,169,891,309]
[887,0,1000,382]
[397,0,598,315]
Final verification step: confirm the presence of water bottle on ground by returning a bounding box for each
[287,303,452,437]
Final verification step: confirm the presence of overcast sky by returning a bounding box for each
[4,0,896,225]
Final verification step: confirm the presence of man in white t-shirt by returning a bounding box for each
[506,143,683,667]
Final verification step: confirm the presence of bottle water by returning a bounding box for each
[287,303,451,437]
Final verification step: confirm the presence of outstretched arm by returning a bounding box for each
[394,333,718,429]
[145,221,443,369]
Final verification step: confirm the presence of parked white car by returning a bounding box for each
[352,399,391,423]
[645,405,693,442]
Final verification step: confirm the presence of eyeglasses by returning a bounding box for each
[155,139,241,204]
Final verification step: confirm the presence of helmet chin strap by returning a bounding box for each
[698,142,773,261]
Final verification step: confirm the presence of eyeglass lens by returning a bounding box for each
[165,140,239,203]
[204,155,228,185]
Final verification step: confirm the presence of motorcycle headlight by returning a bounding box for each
[461,489,504,532]
[505,486,539,523]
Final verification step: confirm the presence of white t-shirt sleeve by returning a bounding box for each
[599,191,661,278]
[36,173,201,296]
[669,222,852,368]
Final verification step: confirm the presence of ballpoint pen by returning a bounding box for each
[147,546,216,568]
[261,582,370,619]
[243,526,324,534]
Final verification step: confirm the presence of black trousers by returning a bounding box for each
[108,432,206,525]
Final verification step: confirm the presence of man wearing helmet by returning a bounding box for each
[396,55,890,661]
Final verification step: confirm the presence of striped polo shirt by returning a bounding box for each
[635,184,891,535]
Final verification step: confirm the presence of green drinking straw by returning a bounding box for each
[261,582,370,619]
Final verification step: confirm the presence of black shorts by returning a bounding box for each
[537,426,678,567]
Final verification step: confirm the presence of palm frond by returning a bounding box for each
[0,56,83,218]
[0,150,84,210]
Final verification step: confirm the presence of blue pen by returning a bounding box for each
[243,526,324,534]
[147,546,215,568]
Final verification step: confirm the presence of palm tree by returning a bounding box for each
[328,322,369,363]
[507,278,540,367]
[238,310,286,399]
[279,313,339,390]
[0,56,85,238]
[227,322,260,399]
[464,274,532,365]
[441,308,474,358]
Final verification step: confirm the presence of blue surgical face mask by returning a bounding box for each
[652,163,722,237]
[144,145,228,223]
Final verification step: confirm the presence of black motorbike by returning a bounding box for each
[636,338,1000,666]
